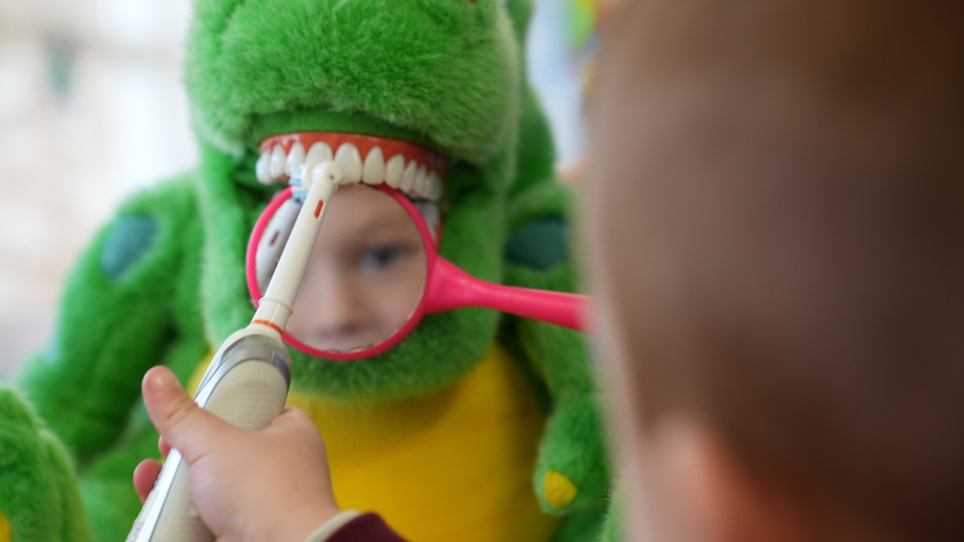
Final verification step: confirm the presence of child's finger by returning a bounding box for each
[141,366,234,465]
[158,436,171,458]
[265,406,324,439]
[133,459,163,503]
[270,406,313,428]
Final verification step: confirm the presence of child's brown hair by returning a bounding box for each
[588,0,964,539]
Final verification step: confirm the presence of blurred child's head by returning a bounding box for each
[586,1,964,540]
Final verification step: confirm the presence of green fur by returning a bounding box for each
[186,0,519,163]
[556,504,609,542]
[0,387,92,542]
[599,496,624,542]
[3,1,612,541]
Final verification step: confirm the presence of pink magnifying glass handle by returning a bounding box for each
[424,258,589,332]
[247,183,592,360]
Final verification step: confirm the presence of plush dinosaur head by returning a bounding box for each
[186,0,521,165]
[184,0,543,400]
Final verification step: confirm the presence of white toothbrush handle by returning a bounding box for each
[126,332,291,542]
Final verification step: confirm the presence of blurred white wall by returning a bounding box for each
[0,0,196,379]
[0,0,589,380]
[528,0,590,168]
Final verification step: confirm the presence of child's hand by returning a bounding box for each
[133,366,339,542]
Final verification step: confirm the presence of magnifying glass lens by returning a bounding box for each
[260,185,428,354]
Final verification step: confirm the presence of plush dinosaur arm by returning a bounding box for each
[499,62,612,512]
[503,223,611,516]
[16,175,198,464]
[0,386,94,542]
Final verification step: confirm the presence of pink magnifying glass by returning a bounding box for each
[247,184,589,360]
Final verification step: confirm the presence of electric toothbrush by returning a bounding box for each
[125,159,342,542]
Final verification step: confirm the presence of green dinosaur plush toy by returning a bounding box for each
[0,1,610,541]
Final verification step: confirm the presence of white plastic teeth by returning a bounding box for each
[284,142,306,177]
[413,200,441,241]
[269,145,286,179]
[256,141,444,202]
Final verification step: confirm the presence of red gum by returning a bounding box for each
[260,132,446,178]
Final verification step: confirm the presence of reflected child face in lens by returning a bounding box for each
[286,186,427,353]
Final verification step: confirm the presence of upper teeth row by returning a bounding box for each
[256,142,443,201]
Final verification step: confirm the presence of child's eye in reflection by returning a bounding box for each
[360,245,402,272]
[355,242,418,276]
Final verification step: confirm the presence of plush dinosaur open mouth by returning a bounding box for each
[257,132,446,203]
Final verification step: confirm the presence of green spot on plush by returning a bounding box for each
[2,2,612,541]
[505,217,571,271]
[99,216,158,281]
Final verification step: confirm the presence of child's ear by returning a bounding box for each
[632,419,814,542]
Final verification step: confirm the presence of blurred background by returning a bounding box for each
[0,0,606,380]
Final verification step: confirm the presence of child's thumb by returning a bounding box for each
[142,366,231,464]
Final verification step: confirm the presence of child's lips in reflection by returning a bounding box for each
[294,325,396,356]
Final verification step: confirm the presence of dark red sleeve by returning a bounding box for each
[326,513,408,542]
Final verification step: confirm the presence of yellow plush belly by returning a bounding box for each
[190,345,558,542]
